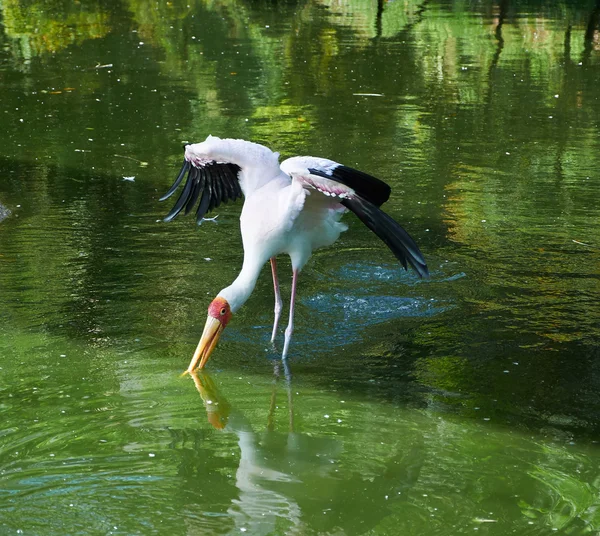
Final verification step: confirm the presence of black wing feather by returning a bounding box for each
[227,164,243,200]
[341,196,429,278]
[196,170,212,224]
[160,159,190,201]
[184,167,203,215]
[219,167,235,201]
[308,165,391,207]
[160,157,242,224]
[217,165,236,202]
[163,167,196,222]
[206,170,217,212]
[210,165,224,208]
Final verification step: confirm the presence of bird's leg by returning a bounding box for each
[282,269,299,359]
[270,257,283,342]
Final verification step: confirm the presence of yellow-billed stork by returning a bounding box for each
[161,136,428,372]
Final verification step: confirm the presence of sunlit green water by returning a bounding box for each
[1,0,600,534]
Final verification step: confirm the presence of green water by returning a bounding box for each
[1,0,600,534]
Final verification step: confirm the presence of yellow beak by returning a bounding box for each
[185,315,223,373]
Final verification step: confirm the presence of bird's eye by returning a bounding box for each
[220,308,227,316]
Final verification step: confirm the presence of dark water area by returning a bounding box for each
[1,0,600,534]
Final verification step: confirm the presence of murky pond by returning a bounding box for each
[1,1,600,534]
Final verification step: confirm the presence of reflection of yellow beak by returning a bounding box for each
[188,370,231,429]
[185,316,223,373]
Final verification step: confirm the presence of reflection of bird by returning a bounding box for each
[186,367,424,534]
[189,368,306,533]
[161,135,428,371]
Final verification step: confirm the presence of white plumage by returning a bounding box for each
[161,135,428,371]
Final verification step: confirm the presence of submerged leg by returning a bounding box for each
[270,257,283,342]
[282,268,299,359]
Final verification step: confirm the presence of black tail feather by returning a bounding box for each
[341,196,429,278]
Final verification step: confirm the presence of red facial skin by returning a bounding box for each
[208,297,232,327]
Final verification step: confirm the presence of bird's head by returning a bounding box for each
[185,296,232,372]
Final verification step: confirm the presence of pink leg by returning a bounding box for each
[282,268,299,359]
[270,257,283,342]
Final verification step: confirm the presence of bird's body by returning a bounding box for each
[161,135,428,371]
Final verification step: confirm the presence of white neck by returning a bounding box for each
[217,256,265,313]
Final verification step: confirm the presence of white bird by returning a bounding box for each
[160,135,428,372]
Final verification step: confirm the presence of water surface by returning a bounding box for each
[1,1,600,534]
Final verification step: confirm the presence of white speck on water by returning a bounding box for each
[240,528,247,533]
[324,414,329,419]
[483,417,491,421]
[337,419,342,423]
[123,176,135,182]
[149,453,155,457]
[204,257,212,261]
[554,94,559,98]
[548,116,553,119]
[505,152,510,155]
[481,219,486,223]
[60,354,66,357]
[503,370,509,373]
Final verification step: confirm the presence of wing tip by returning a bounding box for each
[342,196,429,279]
[160,159,191,202]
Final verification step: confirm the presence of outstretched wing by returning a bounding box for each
[160,136,283,224]
[160,158,243,225]
[281,156,429,278]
